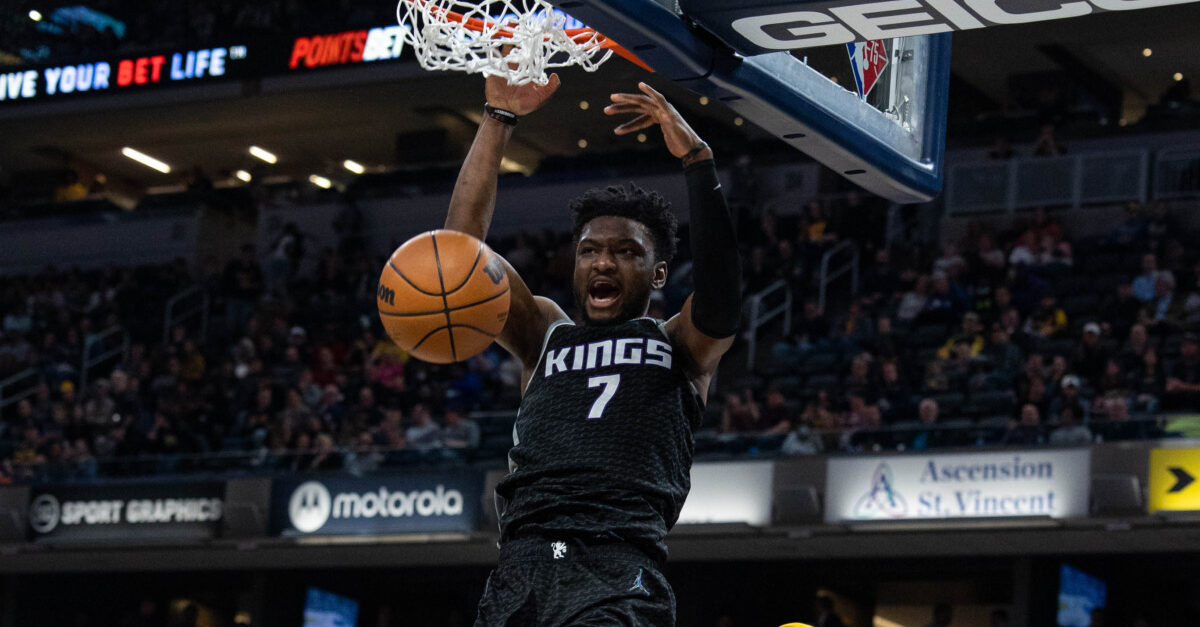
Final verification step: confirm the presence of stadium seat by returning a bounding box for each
[930,392,966,417]
[964,391,1015,417]
[806,374,840,392]
[799,353,840,376]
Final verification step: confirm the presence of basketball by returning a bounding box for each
[377,229,511,364]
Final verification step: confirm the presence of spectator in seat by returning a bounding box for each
[999,307,1034,352]
[1182,265,1200,324]
[1102,281,1143,341]
[1050,374,1089,422]
[1164,334,1200,411]
[973,233,1008,286]
[1072,323,1110,382]
[1133,253,1172,303]
[406,403,443,449]
[222,244,263,333]
[1129,347,1164,414]
[1024,291,1068,339]
[1094,358,1128,398]
[1120,323,1152,371]
[761,387,799,435]
[921,272,968,324]
[1049,403,1092,445]
[932,241,966,277]
[868,315,901,363]
[1107,202,1146,246]
[301,433,342,472]
[861,248,900,309]
[841,393,883,450]
[1003,403,1046,445]
[842,354,878,403]
[442,406,481,449]
[1139,275,1187,335]
[896,275,931,323]
[983,324,1024,387]
[720,390,762,434]
[941,339,976,391]
[832,300,874,350]
[936,312,986,360]
[772,300,831,366]
[802,388,839,434]
[1093,394,1156,441]
[906,397,943,451]
[878,361,914,423]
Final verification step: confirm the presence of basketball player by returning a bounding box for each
[446,73,741,626]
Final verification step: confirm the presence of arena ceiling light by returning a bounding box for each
[120,147,171,174]
[28,10,42,21]
[1143,48,1153,57]
[342,160,365,175]
[248,146,278,164]
[235,170,252,182]
[309,174,332,189]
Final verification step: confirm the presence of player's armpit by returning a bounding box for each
[665,296,735,392]
[495,254,568,369]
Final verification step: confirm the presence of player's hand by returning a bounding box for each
[485,73,561,116]
[605,82,712,161]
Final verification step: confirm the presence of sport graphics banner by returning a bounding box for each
[272,471,483,536]
[28,482,225,542]
[825,449,1090,523]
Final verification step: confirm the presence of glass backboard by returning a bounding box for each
[551,0,950,203]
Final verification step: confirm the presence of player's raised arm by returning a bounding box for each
[445,74,568,374]
[605,83,741,391]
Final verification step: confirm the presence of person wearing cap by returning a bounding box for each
[1050,374,1089,423]
[1072,322,1110,382]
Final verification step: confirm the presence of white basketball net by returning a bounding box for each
[395,0,615,85]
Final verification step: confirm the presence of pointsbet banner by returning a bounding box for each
[272,471,483,536]
[825,449,1091,523]
[28,482,225,542]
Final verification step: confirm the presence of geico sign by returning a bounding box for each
[731,0,1198,49]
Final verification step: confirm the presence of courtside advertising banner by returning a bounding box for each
[272,471,483,537]
[28,482,225,543]
[677,461,774,526]
[825,449,1090,523]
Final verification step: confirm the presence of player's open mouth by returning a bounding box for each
[587,279,621,308]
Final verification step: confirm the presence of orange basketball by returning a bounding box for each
[377,229,510,364]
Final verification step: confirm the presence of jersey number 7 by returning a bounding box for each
[587,375,620,419]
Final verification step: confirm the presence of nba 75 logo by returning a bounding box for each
[377,283,396,306]
[482,256,505,285]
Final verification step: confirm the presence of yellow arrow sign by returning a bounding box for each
[1148,448,1200,513]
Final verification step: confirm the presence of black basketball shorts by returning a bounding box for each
[473,537,676,627]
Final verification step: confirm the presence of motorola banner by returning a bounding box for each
[272,471,483,536]
[28,483,225,543]
[825,449,1091,523]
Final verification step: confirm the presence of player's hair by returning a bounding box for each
[569,183,678,264]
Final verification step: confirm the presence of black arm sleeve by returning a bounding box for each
[685,158,742,338]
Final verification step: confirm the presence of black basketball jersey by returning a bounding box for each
[495,317,703,561]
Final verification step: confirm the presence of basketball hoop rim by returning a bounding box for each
[396,0,653,73]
